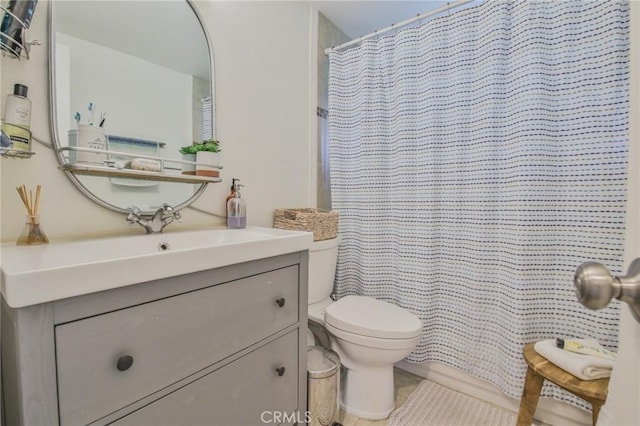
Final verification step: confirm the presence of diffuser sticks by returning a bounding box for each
[16,184,40,216]
[16,184,48,245]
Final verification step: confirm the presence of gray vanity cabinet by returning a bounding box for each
[1,252,309,426]
[112,332,299,426]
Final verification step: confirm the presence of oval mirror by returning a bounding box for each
[49,0,214,214]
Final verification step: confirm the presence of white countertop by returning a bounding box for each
[0,226,313,308]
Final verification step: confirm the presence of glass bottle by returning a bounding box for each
[4,84,31,129]
[227,180,246,229]
[2,84,32,151]
[17,215,49,245]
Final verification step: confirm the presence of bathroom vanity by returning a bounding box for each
[1,227,312,425]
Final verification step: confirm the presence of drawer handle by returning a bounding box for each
[116,355,134,372]
[276,297,286,308]
[276,366,286,377]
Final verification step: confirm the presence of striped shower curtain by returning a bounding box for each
[328,0,629,406]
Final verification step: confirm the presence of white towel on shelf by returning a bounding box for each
[533,339,614,381]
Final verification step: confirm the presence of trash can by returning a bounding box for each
[307,346,341,426]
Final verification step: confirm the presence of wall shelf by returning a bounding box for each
[59,163,221,184]
[0,147,35,159]
[57,146,222,184]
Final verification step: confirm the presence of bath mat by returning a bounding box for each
[388,380,517,426]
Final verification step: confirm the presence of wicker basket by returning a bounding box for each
[273,208,338,241]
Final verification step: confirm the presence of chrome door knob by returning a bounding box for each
[574,262,619,310]
[574,258,640,323]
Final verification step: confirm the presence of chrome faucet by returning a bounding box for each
[126,204,182,234]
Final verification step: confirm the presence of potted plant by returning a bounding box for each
[179,140,221,176]
[194,139,221,177]
[179,144,199,175]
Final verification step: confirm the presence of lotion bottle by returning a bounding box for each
[4,83,31,128]
[227,179,246,229]
[1,83,32,151]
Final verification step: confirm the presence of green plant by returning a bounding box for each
[178,139,220,155]
[179,145,199,155]
[196,140,220,153]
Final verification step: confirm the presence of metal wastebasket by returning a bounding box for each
[307,346,341,426]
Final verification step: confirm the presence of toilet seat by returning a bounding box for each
[324,295,422,339]
[325,321,421,350]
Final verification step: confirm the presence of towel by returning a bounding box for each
[533,339,614,380]
[128,158,161,172]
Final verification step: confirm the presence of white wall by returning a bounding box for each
[0,0,313,241]
[196,1,313,223]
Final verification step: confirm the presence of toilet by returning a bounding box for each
[308,236,422,420]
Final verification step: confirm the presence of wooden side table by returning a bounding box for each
[516,343,610,426]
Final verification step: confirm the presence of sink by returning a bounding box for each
[0,226,313,308]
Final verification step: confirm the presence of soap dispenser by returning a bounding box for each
[227,178,246,229]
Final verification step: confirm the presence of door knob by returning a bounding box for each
[574,258,640,323]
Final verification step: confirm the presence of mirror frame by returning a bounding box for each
[48,0,215,214]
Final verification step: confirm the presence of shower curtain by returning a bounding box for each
[328,0,629,406]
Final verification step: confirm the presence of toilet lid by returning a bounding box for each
[324,295,422,339]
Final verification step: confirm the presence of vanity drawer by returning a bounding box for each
[55,266,299,426]
[112,331,299,426]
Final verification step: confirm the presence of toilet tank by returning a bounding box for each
[308,236,341,304]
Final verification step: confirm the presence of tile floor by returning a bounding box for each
[336,367,423,426]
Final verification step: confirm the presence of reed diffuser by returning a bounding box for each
[16,184,48,245]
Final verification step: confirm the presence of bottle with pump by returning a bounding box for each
[227,178,246,229]
[1,83,32,151]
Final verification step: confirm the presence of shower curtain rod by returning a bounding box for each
[324,0,474,55]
